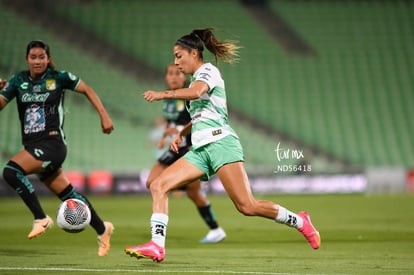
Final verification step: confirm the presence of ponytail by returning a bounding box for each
[175,28,240,64]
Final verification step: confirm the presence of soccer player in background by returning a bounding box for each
[125,28,320,262]
[0,40,114,256]
[146,63,226,243]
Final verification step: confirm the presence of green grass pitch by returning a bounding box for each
[0,193,413,274]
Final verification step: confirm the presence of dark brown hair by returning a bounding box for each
[175,28,240,64]
[26,40,55,69]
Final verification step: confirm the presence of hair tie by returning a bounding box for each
[175,38,193,50]
[175,37,203,52]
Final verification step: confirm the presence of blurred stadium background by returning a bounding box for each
[0,0,413,196]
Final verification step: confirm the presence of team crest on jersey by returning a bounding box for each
[46,80,56,91]
[176,100,185,111]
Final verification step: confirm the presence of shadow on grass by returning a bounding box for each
[0,248,59,257]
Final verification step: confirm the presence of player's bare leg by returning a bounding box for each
[146,162,167,189]
[125,158,204,262]
[217,162,320,249]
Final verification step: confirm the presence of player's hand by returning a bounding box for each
[143,90,162,102]
[170,134,182,153]
[101,117,114,134]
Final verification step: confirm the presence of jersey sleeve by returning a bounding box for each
[194,64,221,93]
[0,75,18,102]
[58,71,81,91]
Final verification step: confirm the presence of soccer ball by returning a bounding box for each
[56,198,91,233]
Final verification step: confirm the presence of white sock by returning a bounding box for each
[150,213,169,247]
[275,205,303,229]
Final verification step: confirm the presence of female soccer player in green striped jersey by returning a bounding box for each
[125,28,320,262]
[146,64,226,243]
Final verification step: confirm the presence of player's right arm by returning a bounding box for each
[0,78,14,111]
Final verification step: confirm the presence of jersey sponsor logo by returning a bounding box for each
[33,85,41,93]
[20,82,29,90]
[46,79,56,91]
[212,129,222,136]
[192,113,201,120]
[199,72,211,82]
[21,93,50,103]
[24,104,46,134]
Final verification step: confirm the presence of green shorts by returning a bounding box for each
[184,135,244,181]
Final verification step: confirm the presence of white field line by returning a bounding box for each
[0,266,339,275]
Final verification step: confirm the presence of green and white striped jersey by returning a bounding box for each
[188,63,238,149]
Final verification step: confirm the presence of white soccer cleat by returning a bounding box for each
[199,227,226,243]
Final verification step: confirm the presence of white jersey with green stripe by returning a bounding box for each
[188,63,238,149]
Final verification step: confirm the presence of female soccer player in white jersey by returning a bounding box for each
[146,64,226,243]
[125,28,320,262]
[0,40,114,256]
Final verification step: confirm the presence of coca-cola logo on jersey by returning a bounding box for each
[21,93,50,102]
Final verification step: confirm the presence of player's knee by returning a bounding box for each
[2,161,34,193]
[149,178,163,195]
[3,161,23,183]
[146,179,152,189]
[2,166,13,183]
[149,177,173,197]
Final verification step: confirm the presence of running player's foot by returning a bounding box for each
[125,241,165,262]
[97,221,114,256]
[297,211,320,249]
[27,215,53,239]
[199,227,226,243]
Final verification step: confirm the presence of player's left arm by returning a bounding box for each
[143,81,209,102]
[75,80,114,134]
[170,121,192,153]
[178,121,192,137]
